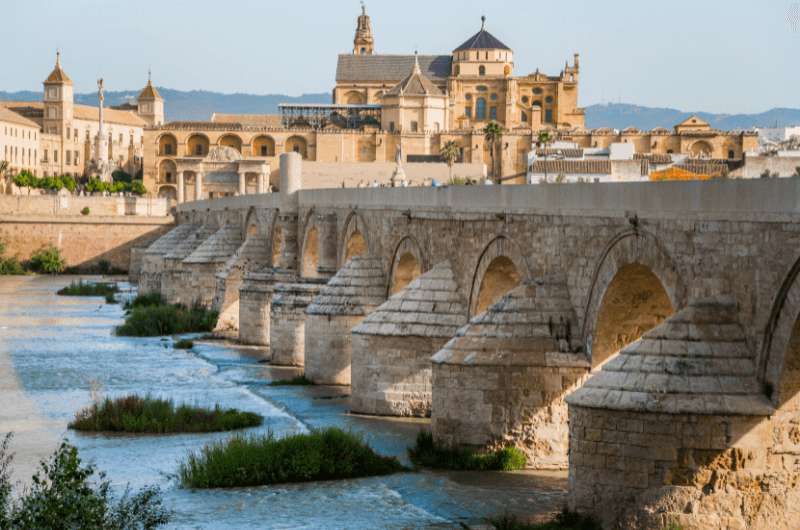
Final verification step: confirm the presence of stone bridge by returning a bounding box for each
[139,153,800,529]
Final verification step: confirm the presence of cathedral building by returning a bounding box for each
[141,7,757,199]
[0,52,159,180]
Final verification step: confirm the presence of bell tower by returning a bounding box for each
[137,69,165,126]
[42,50,73,136]
[353,2,374,55]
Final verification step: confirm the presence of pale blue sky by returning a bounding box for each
[4,0,799,113]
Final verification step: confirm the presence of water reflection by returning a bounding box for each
[0,276,566,529]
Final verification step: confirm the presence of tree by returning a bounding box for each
[483,121,503,183]
[537,130,553,183]
[440,141,460,183]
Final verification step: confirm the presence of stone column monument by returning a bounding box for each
[95,79,111,182]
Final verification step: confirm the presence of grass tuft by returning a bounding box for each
[408,431,526,471]
[174,339,194,350]
[68,395,262,434]
[489,510,602,530]
[268,375,314,386]
[116,302,218,337]
[57,280,119,297]
[123,292,165,311]
[178,427,405,488]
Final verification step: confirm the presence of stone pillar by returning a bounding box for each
[269,280,325,366]
[177,171,184,203]
[257,171,266,194]
[238,268,295,348]
[277,214,299,271]
[279,152,302,210]
[194,172,204,201]
[238,171,246,196]
[316,212,338,278]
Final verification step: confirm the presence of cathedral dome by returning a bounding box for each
[453,16,511,52]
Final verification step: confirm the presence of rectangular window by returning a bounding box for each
[119,133,123,144]
[545,109,553,123]
[54,150,58,163]
[66,151,71,165]
[66,128,70,140]
[74,151,79,166]
[43,149,48,162]
[490,107,497,120]
[74,129,77,140]
[465,107,472,119]
[410,121,418,133]
[389,122,395,132]
[260,146,267,156]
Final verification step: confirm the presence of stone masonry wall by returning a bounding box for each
[568,406,800,529]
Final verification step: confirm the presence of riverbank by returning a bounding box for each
[0,275,567,528]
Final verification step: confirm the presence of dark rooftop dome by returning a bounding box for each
[453,16,511,52]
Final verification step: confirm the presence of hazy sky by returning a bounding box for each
[4,0,799,113]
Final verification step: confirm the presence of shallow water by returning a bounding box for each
[0,276,566,529]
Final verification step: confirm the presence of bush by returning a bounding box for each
[489,509,602,530]
[27,246,65,274]
[408,432,527,471]
[124,292,165,311]
[0,433,171,529]
[269,375,314,386]
[81,206,90,216]
[174,339,194,349]
[112,170,133,183]
[116,302,218,337]
[178,427,405,489]
[57,280,119,297]
[69,395,262,434]
[0,257,25,275]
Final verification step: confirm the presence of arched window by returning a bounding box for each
[728,149,735,159]
[454,65,460,76]
[521,111,528,122]
[476,97,487,121]
[479,65,486,76]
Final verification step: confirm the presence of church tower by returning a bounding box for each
[137,70,165,126]
[42,50,73,137]
[353,3,374,55]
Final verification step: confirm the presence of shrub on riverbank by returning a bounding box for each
[408,432,526,471]
[57,280,119,297]
[178,427,405,488]
[0,433,171,529]
[268,375,314,386]
[174,339,194,349]
[27,246,66,274]
[0,241,26,276]
[116,303,218,337]
[124,292,165,310]
[68,395,262,434]
[489,510,601,530]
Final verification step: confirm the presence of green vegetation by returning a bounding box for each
[84,176,147,195]
[483,121,504,183]
[537,130,554,183]
[27,246,66,274]
[116,301,218,337]
[268,375,314,386]
[57,280,119,297]
[174,339,194,350]
[408,432,526,471]
[178,427,405,489]
[124,292,165,311]
[13,171,78,192]
[440,140,460,183]
[81,206,90,216]
[0,241,25,276]
[489,510,601,530]
[69,395,262,434]
[0,433,171,529]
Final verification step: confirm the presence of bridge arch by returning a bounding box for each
[300,209,320,278]
[268,210,282,267]
[760,254,800,408]
[387,236,425,296]
[582,229,685,367]
[242,207,261,240]
[468,235,530,317]
[338,211,370,267]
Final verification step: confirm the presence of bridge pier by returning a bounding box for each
[238,268,295,348]
[161,223,217,305]
[270,280,327,366]
[431,276,590,469]
[351,261,467,417]
[138,223,198,296]
[181,224,243,309]
[566,298,794,529]
[212,231,271,330]
[305,256,385,385]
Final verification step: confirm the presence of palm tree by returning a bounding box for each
[483,121,503,183]
[537,130,553,183]
[0,161,8,194]
[440,141,460,183]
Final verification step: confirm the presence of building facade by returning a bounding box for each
[0,53,160,180]
[142,8,758,197]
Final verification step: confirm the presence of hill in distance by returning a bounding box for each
[1,89,798,130]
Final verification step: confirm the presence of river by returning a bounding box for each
[0,275,566,529]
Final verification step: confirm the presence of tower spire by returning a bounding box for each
[56,49,61,67]
[353,3,374,55]
[481,15,486,30]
